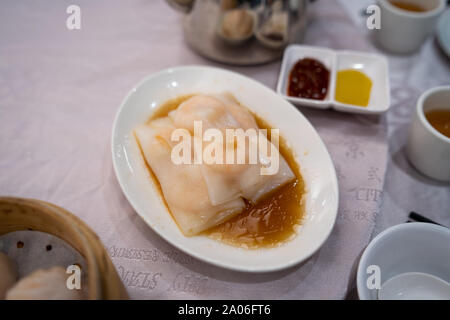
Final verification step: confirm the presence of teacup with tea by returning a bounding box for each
[406,86,450,181]
[375,0,446,54]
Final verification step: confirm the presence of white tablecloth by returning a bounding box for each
[0,0,448,299]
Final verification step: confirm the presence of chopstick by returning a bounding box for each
[408,211,445,227]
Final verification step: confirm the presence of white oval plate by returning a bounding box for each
[112,66,339,272]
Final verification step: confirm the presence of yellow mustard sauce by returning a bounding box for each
[335,69,372,107]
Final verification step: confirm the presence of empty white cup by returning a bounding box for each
[375,0,446,54]
[406,86,450,182]
[357,223,450,300]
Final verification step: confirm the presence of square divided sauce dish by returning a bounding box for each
[277,45,391,115]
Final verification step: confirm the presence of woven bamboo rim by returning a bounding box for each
[0,197,128,300]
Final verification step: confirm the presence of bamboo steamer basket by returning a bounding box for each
[0,197,128,300]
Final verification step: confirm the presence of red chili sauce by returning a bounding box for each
[287,58,330,100]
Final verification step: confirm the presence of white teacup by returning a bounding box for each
[406,86,450,182]
[357,223,450,300]
[375,0,446,54]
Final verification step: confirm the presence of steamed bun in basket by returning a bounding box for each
[6,266,84,300]
[0,252,18,299]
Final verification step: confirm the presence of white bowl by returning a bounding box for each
[112,65,339,272]
[357,222,450,300]
[277,45,390,115]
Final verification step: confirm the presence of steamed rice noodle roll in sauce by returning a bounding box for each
[134,93,305,248]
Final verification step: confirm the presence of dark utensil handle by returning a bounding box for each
[409,211,444,227]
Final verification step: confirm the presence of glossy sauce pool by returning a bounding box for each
[138,95,306,249]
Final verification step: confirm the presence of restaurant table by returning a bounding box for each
[0,0,449,299]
